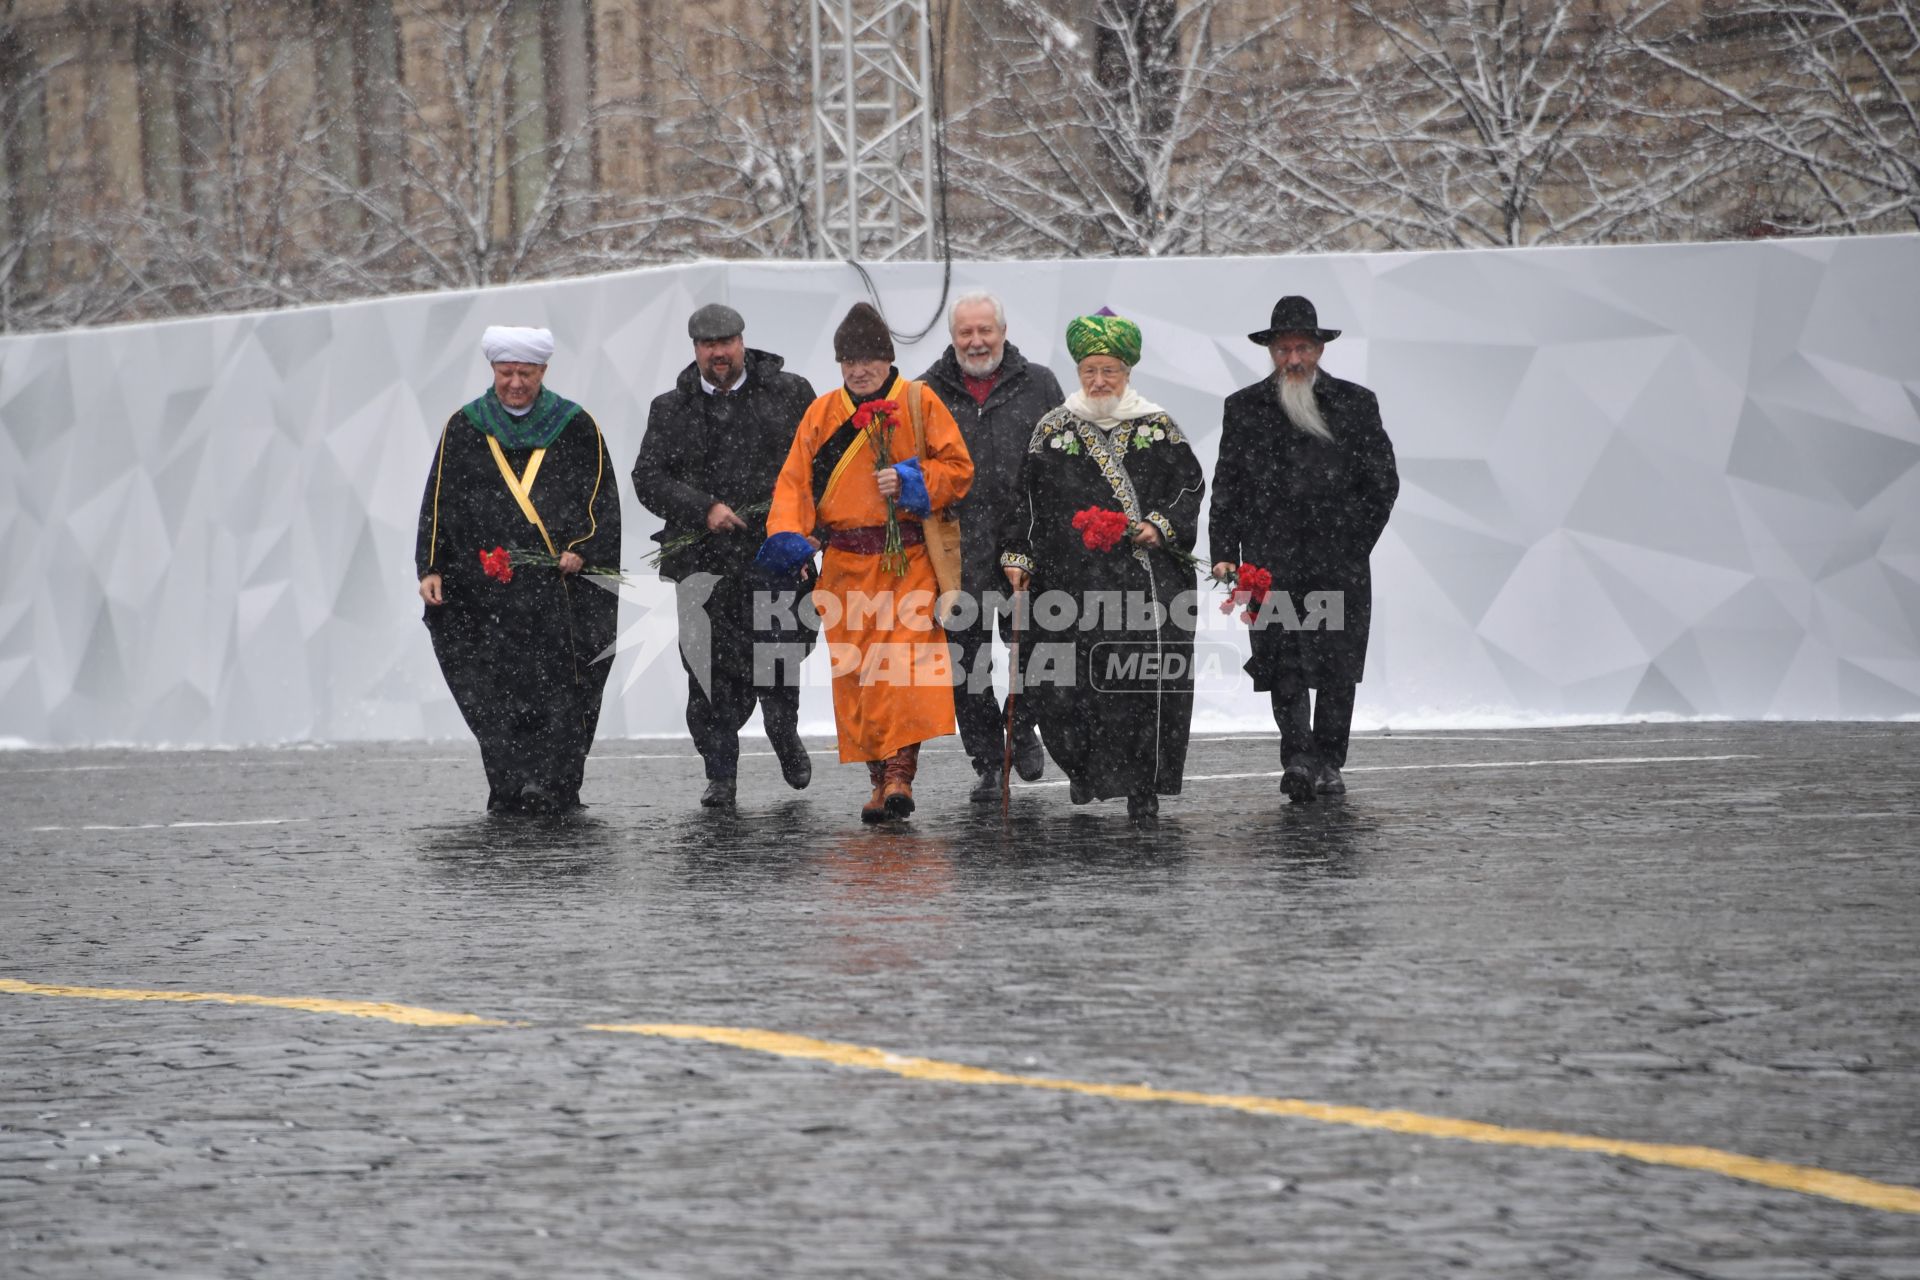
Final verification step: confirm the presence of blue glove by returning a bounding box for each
[755,531,816,578]
[893,458,930,517]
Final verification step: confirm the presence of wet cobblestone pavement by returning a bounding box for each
[3,722,1918,1277]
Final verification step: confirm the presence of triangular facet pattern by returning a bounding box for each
[0,237,1915,744]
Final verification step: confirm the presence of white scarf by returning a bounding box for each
[1065,385,1166,429]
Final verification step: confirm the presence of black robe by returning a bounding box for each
[1000,406,1206,800]
[415,405,621,811]
[1208,372,1398,689]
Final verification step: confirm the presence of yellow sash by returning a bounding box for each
[487,436,557,557]
[819,379,904,510]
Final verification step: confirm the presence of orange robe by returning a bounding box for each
[769,376,974,763]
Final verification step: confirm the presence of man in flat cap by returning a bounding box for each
[633,303,819,807]
[760,301,974,823]
[416,325,621,814]
[1208,296,1398,803]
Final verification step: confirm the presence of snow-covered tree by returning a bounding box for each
[1633,0,1920,234]
[92,0,333,319]
[644,0,823,260]
[0,8,58,331]
[1265,0,1737,249]
[303,0,642,292]
[941,0,1315,257]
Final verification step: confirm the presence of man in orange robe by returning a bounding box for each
[761,302,974,822]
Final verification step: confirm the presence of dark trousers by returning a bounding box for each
[686,663,801,781]
[679,573,810,781]
[1270,676,1356,771]
[948,599,1038,774]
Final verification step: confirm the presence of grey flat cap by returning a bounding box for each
[688,303,745,341]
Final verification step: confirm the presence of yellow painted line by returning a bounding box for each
[590,1023,1920,1217]
[6,978,1915,1216]
[0,978,511,1029]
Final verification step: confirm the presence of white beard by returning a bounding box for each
[957,349,1004,378]
[1277,373,1332,441]
[1080,393,1123,421]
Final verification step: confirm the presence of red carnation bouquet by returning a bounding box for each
[478,546,513,583]
[853,399,909,577]
[1071,506,1131,552]
[478,544,630,588]
[1062,510,1272,625]
[1220,562,1273,624]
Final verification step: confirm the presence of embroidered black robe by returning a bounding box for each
[1000,407,1205,800]
[415,404,621,811]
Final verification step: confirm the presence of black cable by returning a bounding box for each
[845,0,955,346]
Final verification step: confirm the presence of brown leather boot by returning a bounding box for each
[881,743,920,819]
[861,759,888,824]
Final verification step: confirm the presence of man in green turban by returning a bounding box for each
[1064,311,1143,368]
[998,308,1204,825]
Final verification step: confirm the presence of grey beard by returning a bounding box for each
[957,349,1004,378]
[1276,373,1332,441]
[1081,393,1123,421]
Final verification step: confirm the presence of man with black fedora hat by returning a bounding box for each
[1208,295,1399,803]
[633,302,819,807]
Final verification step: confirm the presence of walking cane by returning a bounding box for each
[1002,587,1025,818]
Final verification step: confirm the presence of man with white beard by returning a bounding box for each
[1209,296,1399,804]
[919,289,1065,801]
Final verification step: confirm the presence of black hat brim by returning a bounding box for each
[1248,327,1340,346]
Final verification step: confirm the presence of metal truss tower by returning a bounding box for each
[810,0,938,262]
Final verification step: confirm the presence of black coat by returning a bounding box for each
[631,349,816,581]
[1208,372,1398,687]
[918,342,1065,594]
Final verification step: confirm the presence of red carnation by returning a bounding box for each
[1235,563,1273,606]
[850,399,898,432]
[1224,562,1272,626]
[478,546,513,583]
[1071,507,1130,553]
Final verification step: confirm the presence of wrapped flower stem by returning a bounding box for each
[643,499,772,570]
[854,400,909,578]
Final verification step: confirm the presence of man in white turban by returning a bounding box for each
[480,325,556,367]
[414,325,622,814]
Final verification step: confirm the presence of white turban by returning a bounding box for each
[481,325,554,366]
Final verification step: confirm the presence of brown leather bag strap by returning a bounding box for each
[906,380,927,460]
[906,381,948,520]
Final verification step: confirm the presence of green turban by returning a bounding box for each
[1065,312,1142,367]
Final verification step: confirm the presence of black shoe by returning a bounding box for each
[1280,765,1317,804]
[1011,727,1046,782]
[970,768,1002,804]
[767,721,812,790]
[700,778,737,808]
[1126,789,1158,823]
[1314,764,1346,795]
[517,784,559,815]
[1069,775,1094,805]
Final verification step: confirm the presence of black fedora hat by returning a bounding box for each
[1248,295,1340,346]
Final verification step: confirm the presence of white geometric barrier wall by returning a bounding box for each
[1,236,1916,745]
